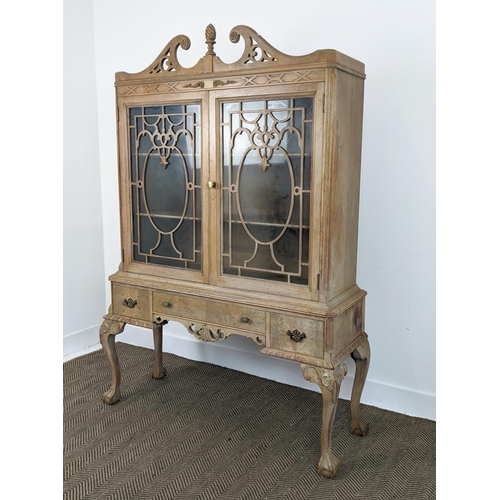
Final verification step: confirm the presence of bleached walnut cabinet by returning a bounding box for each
[99,24,370,479]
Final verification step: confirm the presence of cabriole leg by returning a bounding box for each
[301,363,347,479]
[99,317,126,404]
[350,338,371,436]
[151,322,166,379]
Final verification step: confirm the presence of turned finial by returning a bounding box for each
[205,24,216,55]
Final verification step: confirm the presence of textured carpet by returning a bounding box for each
[63,342,436,500]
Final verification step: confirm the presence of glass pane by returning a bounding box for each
[129,103,201,270]
[221,97,314,284]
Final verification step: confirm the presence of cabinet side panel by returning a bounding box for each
[330,298,364,358]
[329,70,365,300]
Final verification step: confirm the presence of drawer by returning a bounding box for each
[153,292,266,334]
[112,284,151,321]
[270,313,324,359]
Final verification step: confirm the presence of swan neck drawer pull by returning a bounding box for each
[123,298,137,309]
[287,329,306,343]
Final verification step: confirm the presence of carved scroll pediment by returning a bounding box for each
[115,33,203,81]
[115,24,362,82]
[228,25,280,65]
[145,34,194,75]
[116,25,284,80]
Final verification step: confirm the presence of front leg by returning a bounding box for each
[151,322,166,379]
[99,317,126,404]
[301,363,347,479]
[350,338,371,436]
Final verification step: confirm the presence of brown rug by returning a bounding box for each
[63,342,435,499]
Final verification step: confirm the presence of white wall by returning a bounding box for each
[63,0,106,355]
[83,0,435,419]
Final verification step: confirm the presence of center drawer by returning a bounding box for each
[153,292,266,334]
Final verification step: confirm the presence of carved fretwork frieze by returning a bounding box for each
[238,70,324,86]
[119,83,179,95]
[116,70,324,96]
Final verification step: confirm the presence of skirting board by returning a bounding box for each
[63,325,101,357]
[66,322,436,421]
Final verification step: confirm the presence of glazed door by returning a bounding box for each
[211,85,323,300]
[118,92,209,283]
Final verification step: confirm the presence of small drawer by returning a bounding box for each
[112,284,151,321]
[270,313,324,358]
[153,292,266,334]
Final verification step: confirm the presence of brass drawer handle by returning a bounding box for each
[240,317,250,324]
[287,329,306,343]
[207,180,216,189]
[123,298,137,309]
[162,302,171,308]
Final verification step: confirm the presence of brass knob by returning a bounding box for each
[207,180,216,189]
[241,317,249,323]
[162,302,171,308]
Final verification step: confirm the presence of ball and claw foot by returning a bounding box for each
[151,366,166,379]
[318,452,340,479]
[102,387,120,405]
[351,418,370,437]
